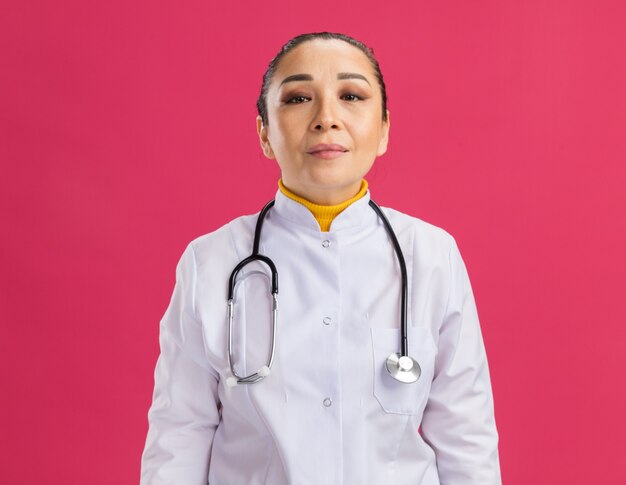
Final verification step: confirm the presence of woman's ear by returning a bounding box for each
[256,115,275,159]
[376,110,391,157]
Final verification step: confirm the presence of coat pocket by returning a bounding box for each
[370,326,436,415]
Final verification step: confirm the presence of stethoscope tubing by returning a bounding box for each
[367,200,409,358]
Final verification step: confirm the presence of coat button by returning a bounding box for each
[323,397,333,407]
[322,239,331,248]
[323,317,332,326]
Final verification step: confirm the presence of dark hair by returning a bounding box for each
[256,32,388,126]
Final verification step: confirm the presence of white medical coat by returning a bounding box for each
[141,188,501,484]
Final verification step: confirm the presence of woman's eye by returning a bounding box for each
[341,93,362,102]
[286,96,309,104]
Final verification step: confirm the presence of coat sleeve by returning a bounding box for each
[419,238,502,484]
[140,243,221,485]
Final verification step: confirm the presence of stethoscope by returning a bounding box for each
[226,198,421,387]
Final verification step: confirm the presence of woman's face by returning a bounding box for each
[257,39,390,205]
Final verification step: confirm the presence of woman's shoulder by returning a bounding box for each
[381,205,457,253]
[185,212,259,263]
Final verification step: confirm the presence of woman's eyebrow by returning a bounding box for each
[280,74,313,86]
[279,72,371,86]
[337,72,371,85]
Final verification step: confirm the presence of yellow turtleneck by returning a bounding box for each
[278,179,369,232]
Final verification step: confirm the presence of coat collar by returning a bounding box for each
[271,187,377,233]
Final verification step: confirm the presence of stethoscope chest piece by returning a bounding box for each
[386,353,421,384]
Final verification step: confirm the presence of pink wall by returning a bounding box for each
[2,1,625,483]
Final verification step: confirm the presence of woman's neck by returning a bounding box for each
[278,179,368,232]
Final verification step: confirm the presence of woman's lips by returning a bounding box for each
[307,143,348,160]
[308,150,347,160]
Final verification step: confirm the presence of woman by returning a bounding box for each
[141,32,501,484]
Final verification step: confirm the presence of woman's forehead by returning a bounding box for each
[273,39,375,82]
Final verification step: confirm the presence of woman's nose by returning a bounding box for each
[310,96,340,131]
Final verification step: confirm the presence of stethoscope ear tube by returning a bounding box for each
[227,254,279,300]
[227,272,278,384]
